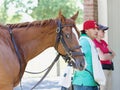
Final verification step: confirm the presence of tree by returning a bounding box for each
[0,0,83,24]
[0,0,35,24]
[31,0,83,24]
[0,0,9,24]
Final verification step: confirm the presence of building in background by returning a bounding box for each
[84,0,120,90]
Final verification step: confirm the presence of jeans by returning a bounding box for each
[61,86,68,90]
[73,85,98,90]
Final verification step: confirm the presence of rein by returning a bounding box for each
[28,20,84,89]
[7,20,84,90]
[31,53,60,90]
[7,27,61,90]
[85,69,100,90]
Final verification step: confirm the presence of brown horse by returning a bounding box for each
[0,11,85,90]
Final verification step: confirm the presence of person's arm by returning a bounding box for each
[96,47,114,61]
[107,46,115,58]
[80,38,91,56]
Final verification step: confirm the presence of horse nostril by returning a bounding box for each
[76,59,85,70]
[70,59,85,70]
[80,60,85,67]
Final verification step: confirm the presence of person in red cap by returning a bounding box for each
[72,20,99,90]
[93,24,115,90]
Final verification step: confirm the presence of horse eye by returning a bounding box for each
[66,34,70,38]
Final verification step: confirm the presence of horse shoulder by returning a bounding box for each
[0,29,20,88]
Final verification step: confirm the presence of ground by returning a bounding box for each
[14,77,61,90]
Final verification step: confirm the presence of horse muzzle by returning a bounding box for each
[71,58,86,71]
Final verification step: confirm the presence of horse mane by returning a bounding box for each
[6,19,57,29]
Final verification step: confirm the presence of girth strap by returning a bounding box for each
[8,27,23,89]
[8,27,23,79]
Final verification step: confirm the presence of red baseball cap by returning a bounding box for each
[83,20,98,30]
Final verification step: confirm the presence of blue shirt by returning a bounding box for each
[72,34,97,86]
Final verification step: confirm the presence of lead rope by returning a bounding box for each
[31,53,60,90]
[8,27,23,90]
[85,69,100,90]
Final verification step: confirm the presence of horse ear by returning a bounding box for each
[58,10,65,23]
[71,11,79,21]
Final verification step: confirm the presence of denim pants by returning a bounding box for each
[73,85,98,90]
[61,86,68,90]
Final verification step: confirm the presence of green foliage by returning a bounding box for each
[0,0,22,24]
[0,0,83,24]
[31,0,83,24]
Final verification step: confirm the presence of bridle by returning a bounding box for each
[7,20,84,90]
[30,20,85,89]
[29,20,85,89]
[55,20,84,63]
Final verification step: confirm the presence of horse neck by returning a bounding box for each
[13,24,57,62]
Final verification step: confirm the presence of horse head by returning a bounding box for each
[55,11,85,70]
